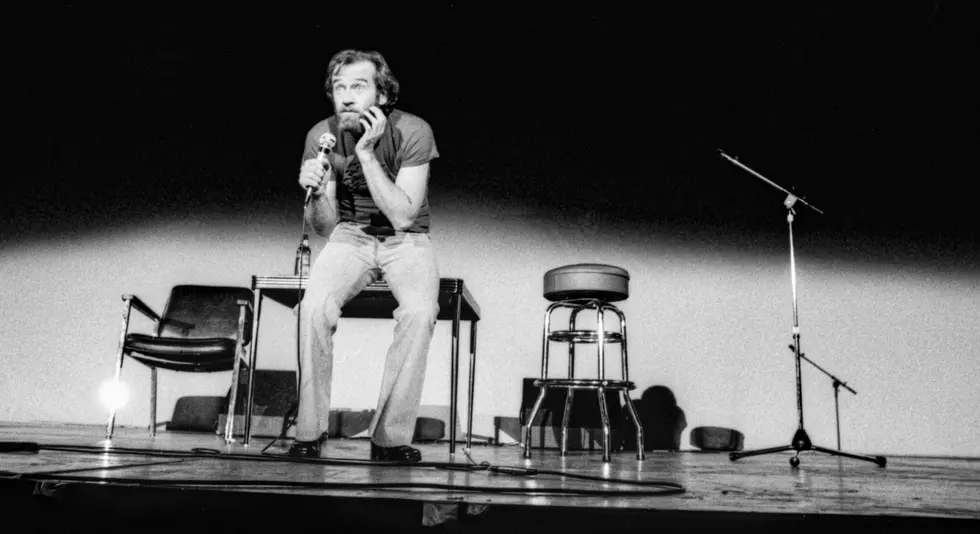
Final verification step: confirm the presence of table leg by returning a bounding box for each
[467,320,478,451]
[243,290,263,446]
[449,292,462,456]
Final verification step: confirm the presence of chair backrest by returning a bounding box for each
[157,285,254,342]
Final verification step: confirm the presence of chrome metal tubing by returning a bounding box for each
[105,297,134,440]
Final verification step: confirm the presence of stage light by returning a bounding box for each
[99,378,130,410]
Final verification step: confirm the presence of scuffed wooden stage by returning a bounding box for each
[0,421,977,532]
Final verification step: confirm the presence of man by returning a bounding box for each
[291,49,440,462]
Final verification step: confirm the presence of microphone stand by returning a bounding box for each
[791,345,856,451]
[717,150,886,468]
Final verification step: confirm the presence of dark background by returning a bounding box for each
[4,2,974,268]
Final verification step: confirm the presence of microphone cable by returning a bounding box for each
[6,441,688,497]
[263,133,335,454]
[260,180,314,455]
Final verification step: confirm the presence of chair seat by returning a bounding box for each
[533,378,636,391]
[544,263,629,302]
[125,333,237,372]
[548,330,624,344]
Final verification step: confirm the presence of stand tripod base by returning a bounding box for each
[729,428,886,468]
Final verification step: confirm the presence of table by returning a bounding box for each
[243,275,480,456]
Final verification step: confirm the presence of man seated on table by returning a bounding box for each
[291,48,441,462]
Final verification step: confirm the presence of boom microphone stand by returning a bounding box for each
[793,346,856,451]
[717,150,886,468]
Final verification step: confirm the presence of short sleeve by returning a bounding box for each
[399,117,439,168]
[300,121,342,181]
[301,127,322,164]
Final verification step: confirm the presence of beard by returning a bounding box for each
[337,110,365,135]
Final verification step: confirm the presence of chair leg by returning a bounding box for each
[105,352,125,441]
[622,391,645,460]
[560,388,574,456]
[522,387,549,459]
[224,302,250,444]
[105,297,134,441]
[596,386,611,462]
[105,409,118,441]
[149,368,157,437]
[104,360,123,440]
[224,355,244,444]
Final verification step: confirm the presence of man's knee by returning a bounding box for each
[396,299,439,326]
[306,295,342,327]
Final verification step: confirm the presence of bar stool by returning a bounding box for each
[522,263,645,462]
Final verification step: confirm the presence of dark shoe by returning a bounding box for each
[288,433,327,458]
[371,442,422,462]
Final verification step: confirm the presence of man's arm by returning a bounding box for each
[355,106,434,231]
[298,128,340,236]
[357,154,429,231]
[304,176,340,236]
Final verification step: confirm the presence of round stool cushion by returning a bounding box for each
[543,263,630,302]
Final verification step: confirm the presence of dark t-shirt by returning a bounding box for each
[302,109,439,234]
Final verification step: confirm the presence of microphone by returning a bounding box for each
[305,132,337,204]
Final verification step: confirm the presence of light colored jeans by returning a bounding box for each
[295,222,440,447]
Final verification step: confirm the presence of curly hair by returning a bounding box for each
[324,49,400,109]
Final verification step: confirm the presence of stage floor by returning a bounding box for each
[1,421,977,532]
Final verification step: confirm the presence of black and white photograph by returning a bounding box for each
[1,2,977,532]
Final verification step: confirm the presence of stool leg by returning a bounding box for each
[542,304,561,380]
[561,310,577,458]
[622,391,645,460]
[522,387,549,459]
[614,307,629,382]
[596,303,606,380]
[560,388,574,456]
[149,367,157,437]
[596,387,611,462]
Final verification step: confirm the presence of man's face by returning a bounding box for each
[331,60,387,132]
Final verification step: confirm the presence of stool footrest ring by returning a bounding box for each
[534,378,635,390]
[548,330,624,343]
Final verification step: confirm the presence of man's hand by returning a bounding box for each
[355,106,386,155]
[298,157,331,197]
